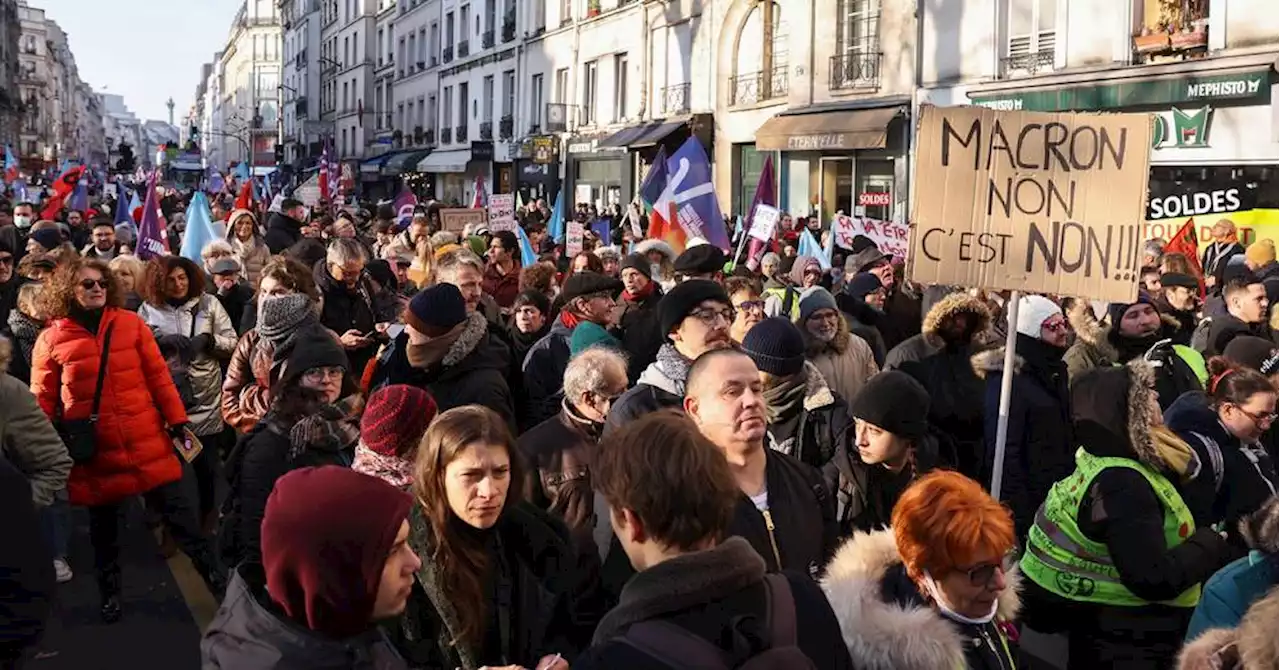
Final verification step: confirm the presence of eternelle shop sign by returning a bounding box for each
[787,134,847,150]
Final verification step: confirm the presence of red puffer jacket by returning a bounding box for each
[30,308,189,507]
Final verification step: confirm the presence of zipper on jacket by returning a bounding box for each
[761,509,783,568]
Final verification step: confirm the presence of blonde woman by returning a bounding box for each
[107,254,147,311]
[407,236,436,289]
[225,208,271,288]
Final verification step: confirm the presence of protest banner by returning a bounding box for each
[834,215,910,260]
[748,204,781,242]
[566,220,585,257]
[440,207,487,234]
[908,105,1152,304]
[488,193,516,232]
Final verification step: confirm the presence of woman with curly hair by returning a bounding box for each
[30,258,224,623]
[137,255,238,528]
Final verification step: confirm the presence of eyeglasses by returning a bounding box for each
[1234,405,1278,427]
[1042,321,1069,333]
[0,255,12,266]
[734,300,765,313]
[302,366,345,382]
[689,307,735,326]
[960,552,1017,587]
[79,279,108,290]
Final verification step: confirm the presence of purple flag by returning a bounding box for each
[745,155,777,265]
[664,138,730,250]
[393,186,418,231]
[135,171,169,259]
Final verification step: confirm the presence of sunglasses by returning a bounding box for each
[79,279,108,290]
[0,255,12,266]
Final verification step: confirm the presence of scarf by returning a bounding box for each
[255,294,320,363]
[352,443,414,489]
[559,309,583,330]
[654,343,693,387]
[507,322,548,356]
[1150,425,1196,481]
[1107,329,1161,364]
[286,402,361,463]
[622,280,655,303]
[406,319,468,369]
[762,375,808,425]
[7,310,41,365]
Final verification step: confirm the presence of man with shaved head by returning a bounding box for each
[684,348,837,577]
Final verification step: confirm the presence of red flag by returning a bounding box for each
[1164,218,1206,298]
[234,179,254,211]
[39,165,86,220]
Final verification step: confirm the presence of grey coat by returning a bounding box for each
[0,373,71,506]
[138,294,237,436]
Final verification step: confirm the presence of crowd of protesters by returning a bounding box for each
[0,183,1276,670]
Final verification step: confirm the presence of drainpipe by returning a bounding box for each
[905,0,925,230]
[638,1,649,119]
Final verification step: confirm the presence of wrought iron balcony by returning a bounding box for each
[443,46,454,63]
[482,30,495,48]
[423,127,435,144]
[455,124,467,142]
[441,126,452,143]
[499,115,513,139]
[479,121,493,140]
[999,50,1054,78]
[729,66,788,106]
[662,83,690,114]
[458,40,470,58]
[829,52,882,91]
[503,17,516,42]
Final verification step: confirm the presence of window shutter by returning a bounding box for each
[1008,34,1031,58]
[1036,30,1056,54]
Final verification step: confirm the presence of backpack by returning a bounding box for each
[616,573,818,669]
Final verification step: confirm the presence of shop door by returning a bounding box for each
[855,160,895,222]
[819,157,854,223]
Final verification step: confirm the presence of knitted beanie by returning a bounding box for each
[405,283,467,336]
[850,371,931,439]
[798,286,839,323]
[1107,290,1157,326]
[741,317,806,377]
[30,227,62,251]
[657,279,730,339]
[569,322,621,356]
[844,272,883,301]
[620,252,652,280]
[360,385,437,457]
[1015,295,1063,339]
[257,294,318,345]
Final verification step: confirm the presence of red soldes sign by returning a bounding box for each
[858,192,892,206]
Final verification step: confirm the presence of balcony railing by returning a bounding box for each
[503,18,516,42]
[455,124,467,142]
[458,40,470,58]
[999,50,1054,77]
[499,114,513,139]
[729,66,788,106]
[662,83,690,114]
[482,30,495,48]
[423,127,435,144]
[443,46,454,63]
[479,121,493,140]
[829,52,882,91]
[380,112,391,129]
[441,126,452,143]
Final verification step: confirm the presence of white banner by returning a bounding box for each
[566,220,585,257]
[748,204,781,242]
[488,194,516,232]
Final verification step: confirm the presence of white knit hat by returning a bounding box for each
[1014,295,1063,339]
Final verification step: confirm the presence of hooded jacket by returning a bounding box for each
[369,312,516,429]
[822,529,1022,670]
[139,292,238,436]
[203,565,409,670]
[1180,588,1278,670]
[763,361,852,470]
[603,345,687,437]
[520,319,574,429]
[264,211,306,255]
[971,335,1074,539]
[225,208,272,288]
[1021,360,1233,667]
[801,315,879,423]
[1185,499,1278,642]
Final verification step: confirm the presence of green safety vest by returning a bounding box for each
[1020,447,1201,608]
[762,285,800,321]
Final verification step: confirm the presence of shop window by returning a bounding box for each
[730,2,787,105]
[1003,0,1056,77]
[832,0,880,90]
[735,144,773,217]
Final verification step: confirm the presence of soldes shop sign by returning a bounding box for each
[1146,187,1253,220]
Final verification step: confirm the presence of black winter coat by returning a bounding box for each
[764,363,852,470]
[384,503,606,670]
[520,319,573,429]
[823,433,941,538]
[263,212,305,255]
[213,282,255,337]
[730,450,837,579]
[973,335,1074,539]
[0,450,52,665]
[1197,312,1269,359]
[369,313,516,430]
[615,288,663,383]
[314,263,397,376]
[834,292,888,367]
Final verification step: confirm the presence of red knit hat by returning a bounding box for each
[262,466,413,639]
[360,385,437,457]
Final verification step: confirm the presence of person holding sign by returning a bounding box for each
[482,231,521,309]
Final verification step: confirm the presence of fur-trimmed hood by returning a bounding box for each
[799,360,837,411]
[1241,497,1279,555]
[1066,299,1118,364]
[634,239,676,262]
[1178,587,1278,670]
[970,347,1023,379]
[921,292,991,348]
[822,530,1021,670]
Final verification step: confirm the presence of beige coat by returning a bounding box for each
[0,368,71,507]
[225,208,272,288]
[802,315,879,414]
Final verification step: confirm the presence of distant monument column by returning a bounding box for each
[166,97,175,126]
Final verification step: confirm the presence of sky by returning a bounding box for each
[34,0,244,123]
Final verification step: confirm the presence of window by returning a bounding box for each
[483,75,494,122]
[554,67,569,104]
[560,0,571,23]
[398,36,406,75]
[446,12,455,45]
[353,32,359,61]
[442,86,453,126]
[418,96,426,127]
[1007,0,1057,61]
[428,94,436,129]
[613,54,627,121]
[344,36,350,64]
[342,81,349,110]
[398,102,405,130]
[407,100,415,129]
[459,82,469,126]
[502,70,515,117]
[408,33,416,68]
[485,0,496,31]
[530,73,544,129]
[430,23,439,60]
[418,28,426,62]
[460,5,470,38]
[341,127,348,155]
[582,60,598,125]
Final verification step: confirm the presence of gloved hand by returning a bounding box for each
[168,423,191,441]
[156,334,191,355]
[190,333,215,355]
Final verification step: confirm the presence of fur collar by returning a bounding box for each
[1177,588,1278,670]
[1066,299,1117,365]
[1241,497,1279,554]
[921,293,991,348]
[803,312,853,357]
[970,347,1024,379]
[443,312,490,367]
[801,360,837,411]
[821,530,1022,670]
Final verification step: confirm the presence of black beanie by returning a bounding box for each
[278,332,349,385]
[850,371,931,439]
[658,279,730,339]
[1106,290,1157,327]
[741,317,806,377]
[620,253,652,280]
[406,283,467,336]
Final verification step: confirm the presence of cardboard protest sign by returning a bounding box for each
[440,208,487,234]
[488,194,516,232]
[749,204,781,242]
[566,220,585,257]
[909,105,1152,303]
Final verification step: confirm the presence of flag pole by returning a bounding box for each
[989,291,1021,501]
[732,224,751,267]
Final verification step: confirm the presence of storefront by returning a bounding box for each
[968,52,1278,248]
[752,98,911,224]
[512,135,561,204]
[417,142,491,206]
[565,134,632,212]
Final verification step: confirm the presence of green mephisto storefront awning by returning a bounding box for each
[969,68,1273,112]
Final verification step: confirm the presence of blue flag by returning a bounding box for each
[12,179,27,204]
[665,138,729,250]
[639,145,669,208]
[516,224,538,267]
[68,182,88,212]
[235,162,251,184]
[591,217,611,244]
[180,192,219,263]
[799,229,830,270]
[114,182,131,225]
[547,194,565,243]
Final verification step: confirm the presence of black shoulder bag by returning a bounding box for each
[57,324,115,464]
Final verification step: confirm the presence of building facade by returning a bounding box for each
[210,0,283,169]
[378,0,439,197]
[0,0,20,149]
[281,0,323,168]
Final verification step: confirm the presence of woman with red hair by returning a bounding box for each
[822,470,1020,669]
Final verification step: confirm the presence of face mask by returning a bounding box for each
[13,215,31,229]
[650,263,662,279]
[921,570,998,625]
